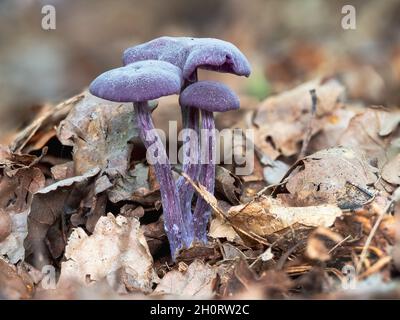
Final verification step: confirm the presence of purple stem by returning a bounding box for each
[134,101,188,259]
[176,106,200,245]
[193,110,215,243]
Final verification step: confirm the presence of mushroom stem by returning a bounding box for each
[176,74,199,246]
[176,106,200,244]
[134,101,188,258]
[193,110,215,243]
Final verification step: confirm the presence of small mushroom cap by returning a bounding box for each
[182,38,251,80]
[123,37,251,80]
[89,60,183,102]
[179,81,240,112]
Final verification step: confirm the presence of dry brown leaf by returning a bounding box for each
[208,215,242,243]
[25,167,100,266]
[0,258,34,299]
[59,213,158,293]
[227,197,342,237]
[184,171,341,244]
[278,147,376,209]
[382,154,400,185]
[215,166,242,205]
[253,78,345,158]
[0,167,45,263]
[153,259,217,298]
[10,93,84,154]
[339,108,400,169]
[57,91,140,203]
[309,107,358,152]
[107,162,160,205]
[50,161,75,180]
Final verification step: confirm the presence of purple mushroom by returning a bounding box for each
[122,37,251,245]
[89,60,189,258]
[122,36,251,81]
[179,81,240,243]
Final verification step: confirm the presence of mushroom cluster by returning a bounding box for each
[89,36,251,259]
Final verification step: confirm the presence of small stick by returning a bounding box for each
[328,234,351,254]
[358,256,392,279]
[356,200,393,274]
[298,89,317,159]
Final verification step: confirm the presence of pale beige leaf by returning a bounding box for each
[59,213,158,293]
[153,260,217,298]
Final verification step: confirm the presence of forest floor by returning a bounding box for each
[1,54,400,299]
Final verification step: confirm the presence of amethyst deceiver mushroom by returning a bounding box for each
[122,36,252,81]
[179,81,240,243]
[123,37,251,240]
[89,60,189,258]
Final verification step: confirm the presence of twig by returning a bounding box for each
[180,171,270,246]
[356,200,393,274]
[276,239,306,270]
[346,180,376,198]
[328,234,351,254]
[238,181,285,213]
[298,89,317,159]
[358,256,392,279]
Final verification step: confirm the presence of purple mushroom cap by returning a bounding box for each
[89,60,183,102]
[122,37,251,81]
[182,38,251,79]
[179,81,240,112]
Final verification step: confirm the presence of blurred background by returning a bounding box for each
[1,0,400,142]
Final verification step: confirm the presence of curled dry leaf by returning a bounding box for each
[59,213,158,293]
[25,167,100,266]
[141,217,166,256]
[227,197,342,238]
[215,166,242,205]
[10,93,85,154]
[0,167,45,263]
[153,259,217,298]
[253,78,345,158]
[277,147,376,209]
[184,171,341,244]
[0,145,40,173]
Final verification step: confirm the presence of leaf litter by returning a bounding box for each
[0,70,400,300]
